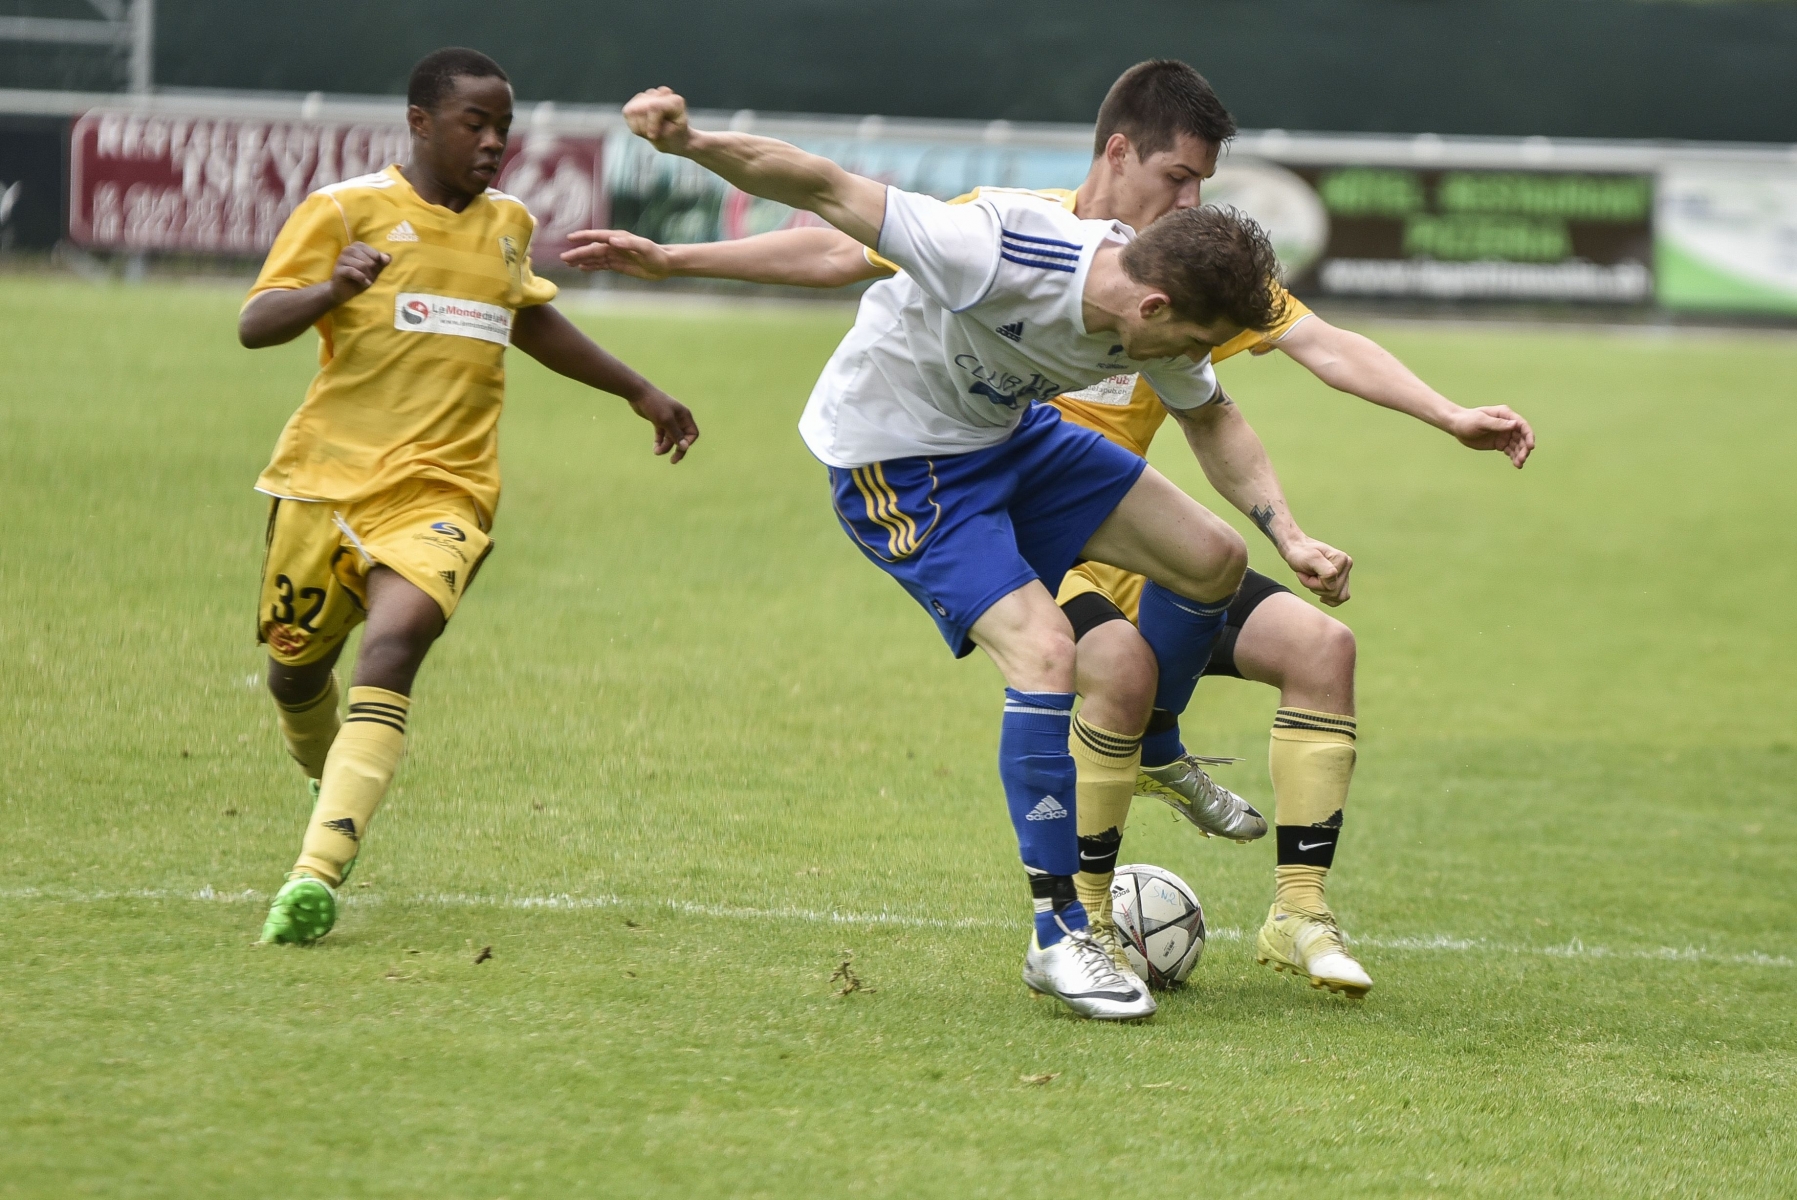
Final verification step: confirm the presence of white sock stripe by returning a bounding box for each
[1003,704,1072,717]
[5,887,1788,969]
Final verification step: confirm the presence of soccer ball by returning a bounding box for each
[1110,863,1206,988]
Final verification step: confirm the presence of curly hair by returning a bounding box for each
[1118,206,1286,332]
[406,47,508,113]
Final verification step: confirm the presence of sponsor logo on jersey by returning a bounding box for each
[952,354,1063,410]
[387,221,420,243]
[1060,374,1138,407]
[430,521,466,542]
[1025,796,1069,821]
[995,320,1024,343]
[393,293,512,345]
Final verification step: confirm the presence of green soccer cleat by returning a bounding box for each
[258,874,338,945]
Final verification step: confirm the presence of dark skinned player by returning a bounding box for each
[241,47,698,944]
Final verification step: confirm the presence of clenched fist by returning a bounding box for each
[328,242,391,305]
[623,87,694,154]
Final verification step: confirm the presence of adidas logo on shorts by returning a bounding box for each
[1024,795,1068,821]
[387,221,420,242]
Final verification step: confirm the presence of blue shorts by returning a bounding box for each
[828,403,1148,657]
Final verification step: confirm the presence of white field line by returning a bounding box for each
[3,886,1790,969]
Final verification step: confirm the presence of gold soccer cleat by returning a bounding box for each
[1255,904,1373,998]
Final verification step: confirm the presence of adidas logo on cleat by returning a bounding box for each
[387,221,420,242]
[1025,796,1068,821]
[995,320,1024,343]
[322,817,359,841]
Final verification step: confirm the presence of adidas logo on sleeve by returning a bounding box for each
[386,221,420,242]
[1025,796,1069,821]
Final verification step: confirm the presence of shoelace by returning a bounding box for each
[1291,909,1348,955]
[1065,929,1134,990]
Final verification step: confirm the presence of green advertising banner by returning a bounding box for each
[1657,164,1797,315]
[1282,165,1655,302]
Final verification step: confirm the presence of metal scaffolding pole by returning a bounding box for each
[0,0,150,93]
[129,0,153,94]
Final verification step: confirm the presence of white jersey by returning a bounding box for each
[798,187,1221,468]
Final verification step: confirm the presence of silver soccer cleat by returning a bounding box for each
[1137,754,1268,843]
[1023,925,1157,1021]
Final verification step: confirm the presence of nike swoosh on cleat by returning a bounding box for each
[1297,839,1333,851]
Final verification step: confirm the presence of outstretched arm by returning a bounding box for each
[510,304,698,463]
[1278,316,1534,467]
[561,225,887,288]
[1169,395,1353,607]
[623,87,887,246]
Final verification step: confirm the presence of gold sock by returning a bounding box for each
[1270,708,1357,916]
[294,687,409,886]
[1069,714,1141,922]
[274,672,340,780]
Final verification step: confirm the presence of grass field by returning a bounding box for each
[3,276,1795,1198]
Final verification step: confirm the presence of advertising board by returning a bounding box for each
[1657,163,1797,315]
[67,110,604,262]
[52,100,1793,318]
[1214,162,1655,302]
[606,134,1658,306]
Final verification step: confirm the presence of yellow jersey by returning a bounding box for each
[864,186,1311,460]
[248,165,558,525]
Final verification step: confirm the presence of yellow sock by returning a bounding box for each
[274,672,340,780]
[294,687,409,887]
[1269,708,1356,917]
[1069,714,1141,922]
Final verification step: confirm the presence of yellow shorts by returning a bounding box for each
[256,480,493,667]
[1057,560,1146,623]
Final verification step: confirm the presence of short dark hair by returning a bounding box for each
[1119,206,1285,332]
[1093,60,1235,160]
[406,47,509,112]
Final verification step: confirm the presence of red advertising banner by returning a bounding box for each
[68,111,603,263]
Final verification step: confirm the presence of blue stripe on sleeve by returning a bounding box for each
[999,251,1078,273]
[1000,228,1081,250]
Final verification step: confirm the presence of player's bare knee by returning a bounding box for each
[266,655,334,706]
[1315,616,1357,686]
[1214,533,1249,597]
[1284,613,1355,700]
[1075,625,1157,731]
[1033,627,1079,689]
[1165,528,1246,604]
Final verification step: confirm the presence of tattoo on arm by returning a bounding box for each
[1250,504,1280,546]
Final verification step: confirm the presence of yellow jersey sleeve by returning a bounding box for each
[247,192,349,303]
[513,216,559,308]
[1210,286,1313,365]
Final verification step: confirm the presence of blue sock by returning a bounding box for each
[1137,581,1232,767]
[999,688,1087,946]
[1141,708,1186,770]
